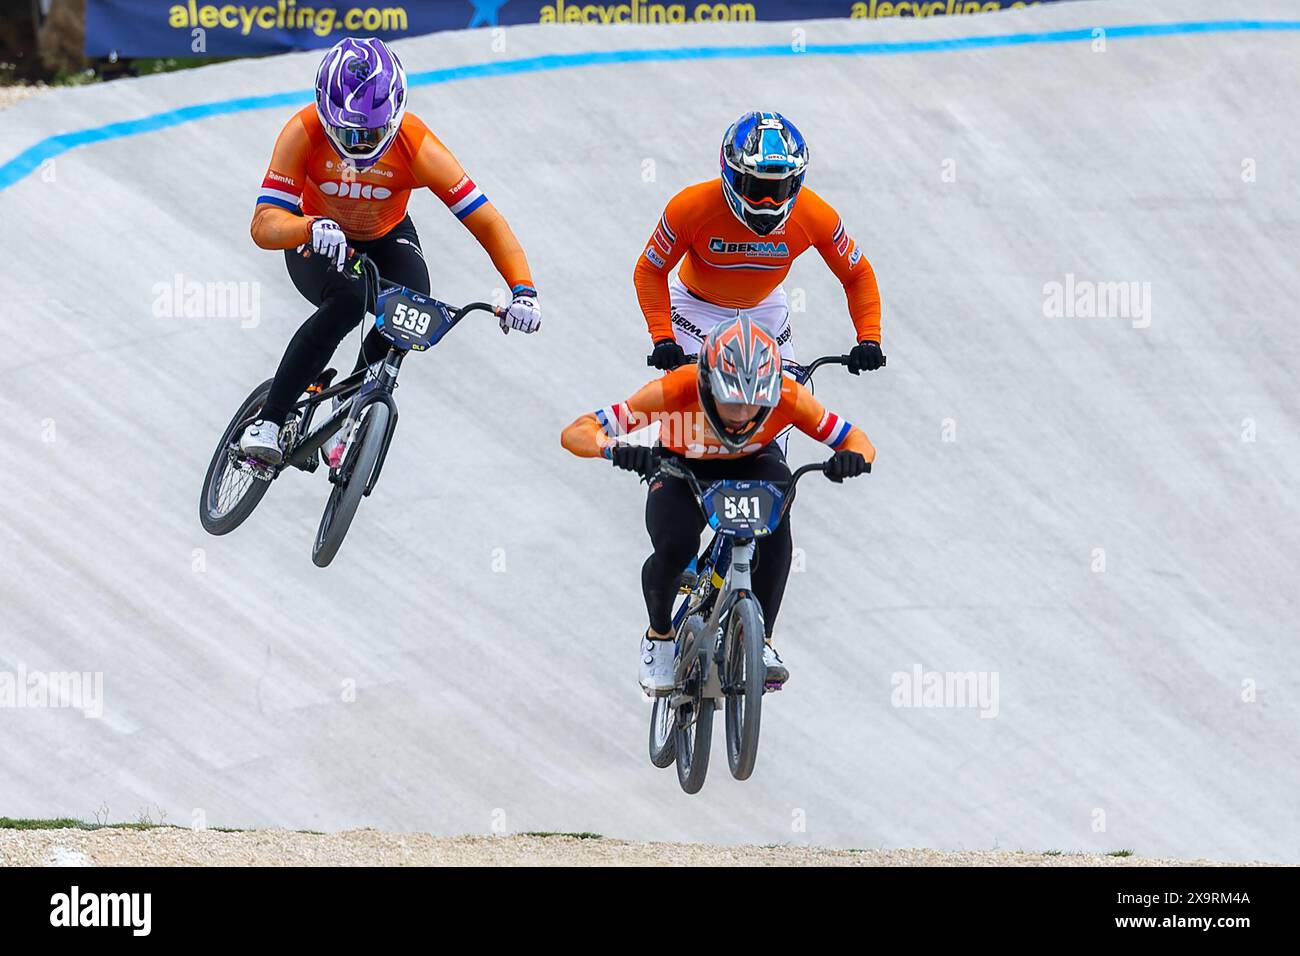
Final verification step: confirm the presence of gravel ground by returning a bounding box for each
[0,86,46,110]
[0,828,1252,867]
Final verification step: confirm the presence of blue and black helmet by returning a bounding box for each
[719,112,809,236]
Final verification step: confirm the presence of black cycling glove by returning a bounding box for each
[608,443,658,479]
[825,450,870,482]
[649,339,687,371]
[847,340,885,374]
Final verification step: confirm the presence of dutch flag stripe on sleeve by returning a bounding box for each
[446,175,488,221]
[814,411,853,449]
[257,173,302,212]
[595,403,632,437]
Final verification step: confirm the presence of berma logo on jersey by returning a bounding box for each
[708,237,790,257]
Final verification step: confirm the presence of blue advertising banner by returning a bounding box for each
[85,0,1074,57]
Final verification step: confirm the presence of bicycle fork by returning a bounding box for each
[333,350,403,494]
[688,537,760,709]
[712,536,758,663]
[727,538,756,595]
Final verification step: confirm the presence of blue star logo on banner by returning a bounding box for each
[468,0,510,28]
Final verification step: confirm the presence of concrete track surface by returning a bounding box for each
[0,0,1296,863]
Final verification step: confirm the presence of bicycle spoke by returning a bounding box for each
[215,460,253,516]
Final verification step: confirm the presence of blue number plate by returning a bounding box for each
[376,289,455,351]
[702,480,784,537]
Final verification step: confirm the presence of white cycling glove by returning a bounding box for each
[500,286,541,335]
[310,218,348,271]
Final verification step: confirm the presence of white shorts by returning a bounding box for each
[668,274,795,363]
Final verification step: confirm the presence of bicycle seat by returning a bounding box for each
[308,368,338,393]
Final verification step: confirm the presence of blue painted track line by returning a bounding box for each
[2,19,1298,192]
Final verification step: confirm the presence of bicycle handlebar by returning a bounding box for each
[647,353,695,367]
[645,351,858,387]
[656,454,828,500]
[654,454,830,534]
[626,348,858,493]
[305,249,507,320]
[788,460,830,484]
[453,302,507,321]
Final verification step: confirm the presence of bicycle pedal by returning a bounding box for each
[240,457,277,481]
[763,681,785,693]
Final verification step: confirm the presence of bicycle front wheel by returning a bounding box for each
[673,623,714,794]
[311,401,389,568]
[649,694,676,769]
[723,596,767,781]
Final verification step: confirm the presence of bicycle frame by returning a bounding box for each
[666,353,846,637]
[645,347,871,781]
[660,456,826,713]
[230,254,498,491]
[284,347,405,491]
[227,321,405,488]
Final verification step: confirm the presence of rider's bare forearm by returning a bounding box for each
[250,204,313,251]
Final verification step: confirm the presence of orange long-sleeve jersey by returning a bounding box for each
[633,180,880,344]
[561,366,875,462]
[251,106,533,290]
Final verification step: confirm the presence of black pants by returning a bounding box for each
[261,216,430,426]
[643,443,794,638]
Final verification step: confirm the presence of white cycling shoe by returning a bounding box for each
[763,643,789,689]
[239,419,283,466]
[639,633,676,697]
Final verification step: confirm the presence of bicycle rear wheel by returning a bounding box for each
[673,623,714,794]
[312,401,389,568]
[723,597,767,781]
[199,379,276,536]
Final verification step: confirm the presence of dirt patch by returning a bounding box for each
[0,828,1250,867]
[0,86,45,110]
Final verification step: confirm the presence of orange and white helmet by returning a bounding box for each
[697,314,783,451]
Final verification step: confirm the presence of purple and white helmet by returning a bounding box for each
[315,37,407,170]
